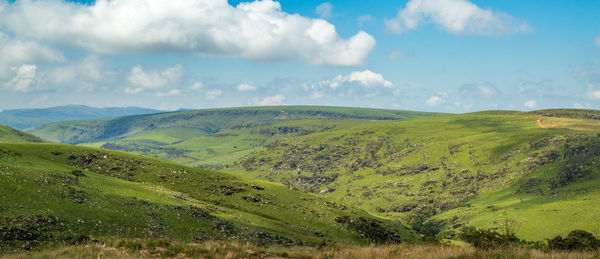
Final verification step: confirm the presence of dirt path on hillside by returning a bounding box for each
[537,118,546,128]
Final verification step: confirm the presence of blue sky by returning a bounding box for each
[0,0,599,112]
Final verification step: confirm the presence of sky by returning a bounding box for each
[0,0,599,112]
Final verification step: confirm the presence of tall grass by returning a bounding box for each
[3,240,599,259]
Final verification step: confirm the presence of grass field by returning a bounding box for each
[3,240,598,259]
[0,142,418,254]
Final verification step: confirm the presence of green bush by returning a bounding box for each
[548,230,600,251]
[458,227,522,249]
[118,240,143,250]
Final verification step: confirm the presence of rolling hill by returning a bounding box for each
[0,142,418,254]
[29,106,437,167]
[225,109,600,241]
[0,124,45,143]
[0,105,163,130]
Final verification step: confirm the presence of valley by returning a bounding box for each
[30,106,436,167]
[2,106,600,257]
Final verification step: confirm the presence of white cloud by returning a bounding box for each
[188,82,204,90]
[310,91,325,100]
[29,94,48,106]
[324,70,394,89]
[574,66,600,84]
[524,100,537,109]
[595,34,600,47]
[316,2,333,18]
[5,64,37,92]
[124,87,144,94]
[425,95,443,106]
[478,85,497,98]
[48,56,106,88]
[205,89,223,100]
[0,0,374,66]
[587,87,600,100]
[127,65,183,89]
[517,80,552,95]
[237,83,257,91]
[156,89,181,97]
[385,0,531,36]
[388,50,404,59]
[459,83,498,98]
[257,94,285,106]
[357,14,374,26]
[0,32,64,78]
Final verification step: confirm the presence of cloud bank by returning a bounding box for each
[0,0,374,66]
[385,0,531,36]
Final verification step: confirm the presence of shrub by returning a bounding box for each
[548,230,600,251]
[118,240,143,250]
[458,226,522,249]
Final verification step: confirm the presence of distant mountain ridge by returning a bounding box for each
[0,105,164,130]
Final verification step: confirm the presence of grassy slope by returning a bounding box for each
[0,143,417,253]
[227,110,600,241]
[0,124,45,143]
[29,106,437,167]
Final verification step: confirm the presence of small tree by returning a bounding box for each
[498,217,521,237]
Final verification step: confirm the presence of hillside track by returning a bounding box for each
[537,118,546,128]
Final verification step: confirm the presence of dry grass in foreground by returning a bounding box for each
[2,240,600,259]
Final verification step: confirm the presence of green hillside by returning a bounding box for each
[0,124,45,143]
[29,106,437,167]
[0,142,417,254]
[0,105,163,130]
[226,110,600,241]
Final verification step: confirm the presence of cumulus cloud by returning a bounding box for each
[257,94,285,105]
[127,65,183,90]
[316,2,333,18]
[425,96,443,106]
[237,83,257,91]
[0,32,64,77]
[385,0,531,36]
[0,0,374,66]
[5,64,37,92]
[524,100,537,109]
[205,89,223,100]
[323,70,394,89]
